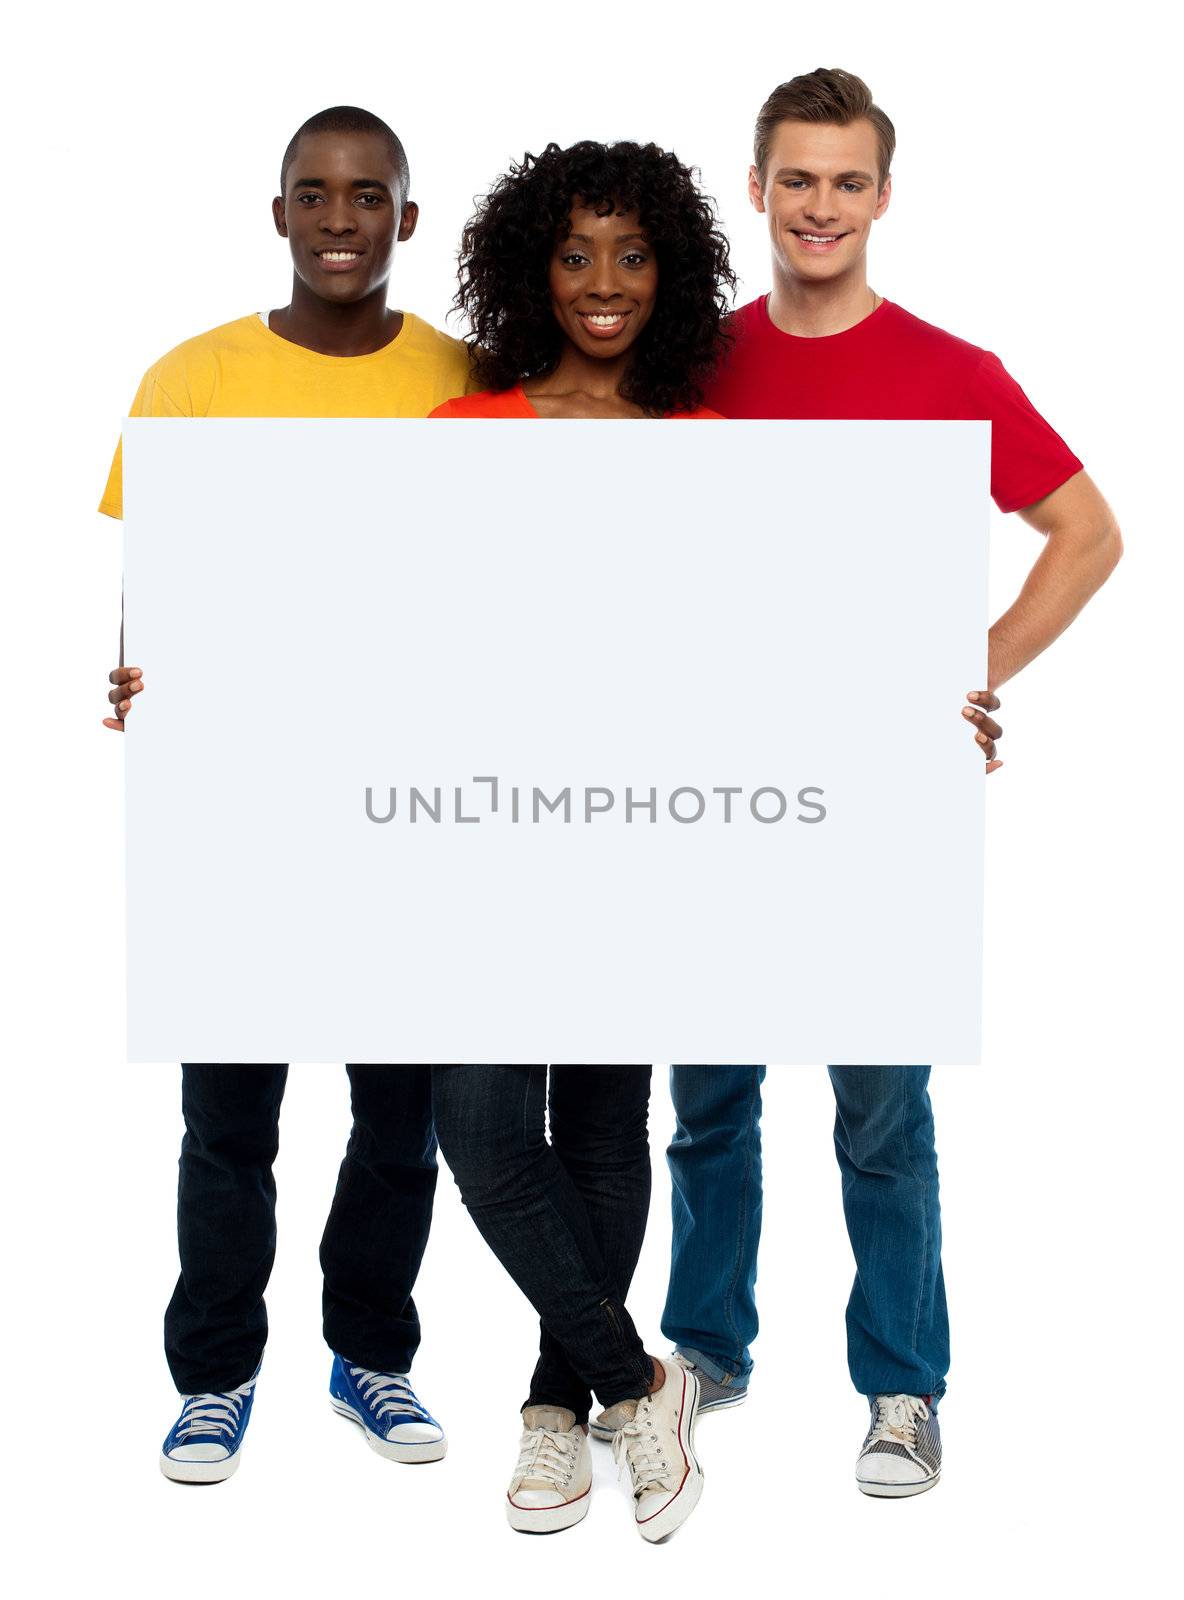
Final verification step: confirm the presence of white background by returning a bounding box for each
[2,0,1179,1595]
[124,419,987,1064]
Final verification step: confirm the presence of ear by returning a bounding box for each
[747,164,766,214]
[397,199,420,243]
[272,195,288,238]
[873,175,892,221]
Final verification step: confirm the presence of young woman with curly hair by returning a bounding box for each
[431,138,733,418]
[430,141,733,1542]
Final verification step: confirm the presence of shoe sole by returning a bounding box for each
[636,1367,705,1544]
[330,1397,448,1462]
[591,1385,746,1442]
[857,1471,940,1499]
[506,1490,591,1534]
[160,1451,241,1484]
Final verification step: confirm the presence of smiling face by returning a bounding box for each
[547,204,658,361]
[272,129,418,303]
[748,118,890,286]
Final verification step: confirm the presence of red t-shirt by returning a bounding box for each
[431,384,719,419]
[703,296,1082,513]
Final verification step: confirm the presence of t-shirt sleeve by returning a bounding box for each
[98,365,192,521]
[955,352,1083,514]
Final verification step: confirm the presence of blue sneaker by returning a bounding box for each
[160,1366,260,1483]
[329,1354,447,1463]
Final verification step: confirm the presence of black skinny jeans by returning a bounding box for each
[166,1064,437,1394]
[433,1065,653,1422]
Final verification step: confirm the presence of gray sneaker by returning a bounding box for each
[590,1354,747,1442]
[856,1394,941,1497]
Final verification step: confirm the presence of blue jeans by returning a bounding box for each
[663,1066,948,1400]
[663,1066,765,1391]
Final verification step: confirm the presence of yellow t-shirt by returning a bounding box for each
[100,311,472,518]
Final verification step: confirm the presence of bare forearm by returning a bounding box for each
[987,476,1122,689]
[988,536,1118,687]
[105,593,142,730]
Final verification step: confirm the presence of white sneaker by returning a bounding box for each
[591,1353,746,1442]
[506,1407,593,1534]
[611,1358,704,1542]
[856,1394,942,1497]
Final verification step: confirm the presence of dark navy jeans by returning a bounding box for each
[166,1064,437,1394]
[433,1065,653,1423]
[663,1065,948,1400]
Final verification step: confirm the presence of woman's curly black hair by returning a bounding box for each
[456,140,736,416]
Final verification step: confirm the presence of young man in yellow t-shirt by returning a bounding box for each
[101,106,469,1485]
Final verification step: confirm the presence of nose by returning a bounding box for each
[804,187,840,225]
[588,257,623,301]
[320,202,357,236]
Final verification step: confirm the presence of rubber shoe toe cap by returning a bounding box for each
[166,1443,231,1463]
[387,1420,444,1444]
[858,1452,929,1486]
[511,1488,568,1510]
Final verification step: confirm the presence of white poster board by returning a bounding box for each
[123,418,989,1064]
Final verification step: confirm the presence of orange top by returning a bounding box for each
[430,384,720,420]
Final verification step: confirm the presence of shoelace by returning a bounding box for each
[350,1367,432,1424]
[514,1424,582,1488]
[612,1396,676,1496]
[175,1376,257,1442]
[868,1394,930,1452]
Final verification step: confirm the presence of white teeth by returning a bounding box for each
[584,314,624,326]
[799,234,839,243]
[319,251,360,262]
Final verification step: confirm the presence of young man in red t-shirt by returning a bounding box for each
[657,69,1122,1497]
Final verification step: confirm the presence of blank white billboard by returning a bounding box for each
[123,418,988,1064]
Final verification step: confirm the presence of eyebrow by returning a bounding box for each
[565,231,648,244]
[291,177,392,193]
[772,166,876,185]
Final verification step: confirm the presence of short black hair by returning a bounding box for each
[456,140,735,417]
[280,106,410,197]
